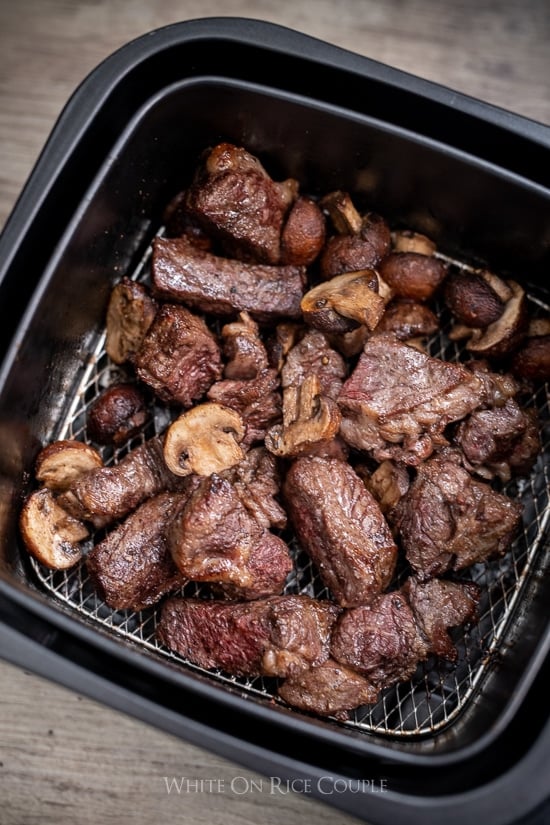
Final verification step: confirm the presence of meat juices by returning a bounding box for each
[157,595,340,678]
[283,457,398,607]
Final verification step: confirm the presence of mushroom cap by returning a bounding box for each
[163,403,245,477]
[20,488,88,569]
[301,270,385,334]
[445,270,505,329]
[466,280,528,358]
[35,440,103,492]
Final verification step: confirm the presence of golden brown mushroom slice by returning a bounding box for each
[20,488,88,569]
[163,403,245,477]
[265,374,341,457]
[301,270,385,334]
[105,277,157,364]
[392,229,437,256]
[35,440,103,492]
[466,280,528,358]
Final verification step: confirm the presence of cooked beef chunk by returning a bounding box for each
[283,457,397,607]
[134,303,221,407]
[168,475,292,600]
[152,236,306,322]
[207,368,282,447]
[105,278,157,365]
[404,576,481,661]
[465,359,519,407]
[87,383,148,446]
[184,143,297,264]
[282,329,347,400]
[338,335,486,465]
[319,234,382,280]
[376,298,439,341]
[86,492,187,611]
[224,447,287,530]
[454,398,540,481]
[395,449,523,579]
[59,437,183,529]
[278,659,378,719]
[157,595,340,677]
[331,592,428,687]
[221,312,268,379]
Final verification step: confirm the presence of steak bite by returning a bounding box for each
[283,457,398,607]
[404,576,481,661]
[338,335,485,465]
[282,328,347,400]
[151,235,306,323]
[134,303,222,407]
[168,475,292,601]
[394,449,523,579]
[156,595,340,678]
[331,592,428,687]
[86,492,187,611]
[59,437,183,528]
[278,659,378,719]
[184,142,297,264]
[224,447,287,531]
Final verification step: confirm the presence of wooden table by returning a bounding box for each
[1,2,549,824]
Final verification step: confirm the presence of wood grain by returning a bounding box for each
[0,2,549,824]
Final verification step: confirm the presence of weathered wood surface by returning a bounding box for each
[0,2,548,823]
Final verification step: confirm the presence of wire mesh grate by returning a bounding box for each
[28,243,550,737]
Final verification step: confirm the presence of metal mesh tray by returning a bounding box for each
[28,237,550,738]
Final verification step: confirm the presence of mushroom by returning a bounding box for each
[510,317,550,382]
[19,488,88,569]
[359,212,392,261]
[87,383,148,445]
[221,311,268,379]
[163,403,245,477]
[265,374,341,457]
[281,196,326,266]
[392,230,437,256]
[465,280,528,358]
[360,460,410,519]
[266,322,305,373]
[301,270,386,334]
[320,190,363,235]
[444,269,508,328]
[378,252,447,301]
[105,278,157,365]
[35,440,103,492]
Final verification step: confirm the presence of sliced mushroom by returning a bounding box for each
[20,488,88,569]
[378,252,447,301]
[35,440,103,492]
[163,403,245,477]
[265,374,341,457]
[466,280,528,358]
[444,270,506,328]
[392,230,437,256]
[106,278,157,365]
[320,190,363,235]
[87,383,148,445]
[301,270,385,333]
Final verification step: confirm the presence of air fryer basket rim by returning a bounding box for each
[0,17,548,825]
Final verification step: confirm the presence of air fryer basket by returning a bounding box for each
[0,19,549,825]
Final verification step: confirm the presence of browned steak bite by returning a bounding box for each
[152,236,306,323]
[184,142,297,264]
[282,328,347,400]
[59,437,184,529]
[86,492,187,611]
[134,303,221,406]
[168,475,292,601]
[404,576,481,661]
[156,595,340,678]
[338,335,485,465]
[394,449,523,579]
[224,447,287,531]
[331,592,429,687]
[207,368,282,447]
[454,398,540,482]
[278,659,378,719]
[283,457,397,607]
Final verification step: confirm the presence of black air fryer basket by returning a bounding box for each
[0,19,548,825]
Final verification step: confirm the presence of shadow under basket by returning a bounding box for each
[0,18,549,825]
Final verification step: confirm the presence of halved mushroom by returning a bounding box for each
[87,384,148,445]
[163,403,245,477]
[106,278,157,365]
[320,190,363,235]
[444,270,507,329]
[20,488,88,569]
[359,212,392,261]
[35,440,103,492]
[301,270,385,334]
[281,196,326,266]
[378,252,447,301]
[510,317,550,382]
[265,374,341,457]
[392,230,437,256]
[466,280,528,358]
